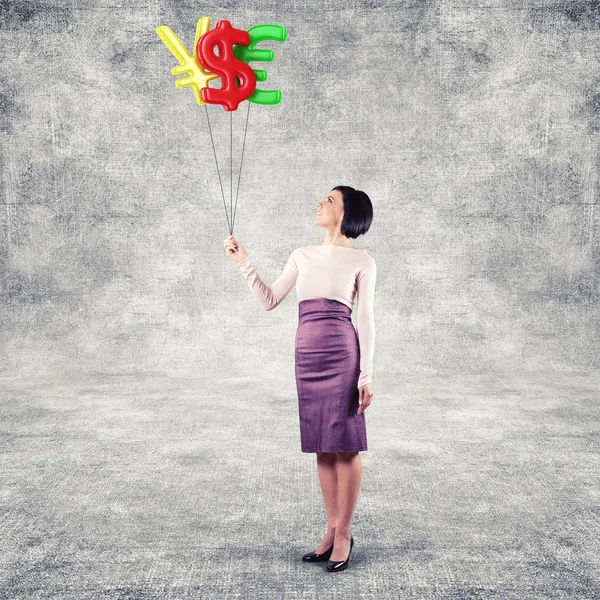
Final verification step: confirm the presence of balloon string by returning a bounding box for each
[204,104,231,234]
[230,110,233,235]
[231,101,251,233]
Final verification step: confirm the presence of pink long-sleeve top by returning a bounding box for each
[237,245,376,388]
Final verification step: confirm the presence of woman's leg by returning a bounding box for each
[330,451,362,561]
[313,451,338,553]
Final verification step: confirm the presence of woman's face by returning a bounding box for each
[315,189,344,227]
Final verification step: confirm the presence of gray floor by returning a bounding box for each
[1,371,598,599]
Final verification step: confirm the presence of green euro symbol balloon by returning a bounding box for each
[233,24,287,105]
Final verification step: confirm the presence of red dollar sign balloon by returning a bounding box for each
[196,20,257,111]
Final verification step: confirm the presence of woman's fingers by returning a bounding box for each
[357,389,373,413]
[224,239,244,261]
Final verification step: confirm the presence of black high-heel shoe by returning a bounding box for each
[302,543,334,562]
[326,535,354,572]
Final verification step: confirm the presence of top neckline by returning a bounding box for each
[310,245,363,251]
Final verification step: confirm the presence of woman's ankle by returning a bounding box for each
[334,524,351,537]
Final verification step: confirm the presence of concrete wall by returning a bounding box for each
[1,0,599,379]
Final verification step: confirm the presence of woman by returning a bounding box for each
[223,185,376,572]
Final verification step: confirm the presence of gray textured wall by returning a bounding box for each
[1,0,599,379]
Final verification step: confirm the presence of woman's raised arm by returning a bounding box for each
[238,250,299,311]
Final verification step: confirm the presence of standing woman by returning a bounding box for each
[223,186,376,572]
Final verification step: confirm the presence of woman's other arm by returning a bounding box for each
[356,256,376,388]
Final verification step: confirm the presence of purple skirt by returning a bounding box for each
[294,298,368,453]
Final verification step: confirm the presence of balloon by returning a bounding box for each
[155,17,219,106]
[196,20,257,112]
[233,24,287,105]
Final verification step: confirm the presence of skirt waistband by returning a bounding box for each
[298,298,352,321]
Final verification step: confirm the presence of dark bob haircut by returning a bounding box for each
[332,185,373,239]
